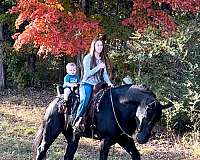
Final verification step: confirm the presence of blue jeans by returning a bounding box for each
[74,83,93,122]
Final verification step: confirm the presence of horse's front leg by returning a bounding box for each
[99,138,115,160]
[62,126,80,160]
[117,135,140,160]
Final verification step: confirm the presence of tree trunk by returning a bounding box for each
[0,24,4,90]
[76,53,84,79]
[81,0,91,16]
[25,54,36,74]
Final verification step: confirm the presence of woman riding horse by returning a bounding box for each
[73,35,113,130]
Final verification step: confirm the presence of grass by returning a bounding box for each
[193,144,200,158]
[1,105,199,160]
[0,117,33,160]
[0,89,199,160]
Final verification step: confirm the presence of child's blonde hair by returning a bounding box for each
[66,62,76,69]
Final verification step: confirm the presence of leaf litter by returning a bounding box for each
[0,88,199,160]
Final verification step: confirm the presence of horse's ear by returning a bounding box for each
[162,102,174,109]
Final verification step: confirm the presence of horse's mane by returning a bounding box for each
[130,84,149,90]
[112,84,156,99]
[113,84,150,92]
[131,85,156,98]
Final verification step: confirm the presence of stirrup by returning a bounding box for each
[73,117,84,132]
[64,114,68,130]
[72,119,81,141]
[72,124,84,141]
[68,115,73,125]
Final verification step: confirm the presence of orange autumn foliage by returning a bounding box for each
[10,0,200,56]
[122,0,200,35]
[10,0,102,56]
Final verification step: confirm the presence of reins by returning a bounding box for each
[109,88,134,139]
[109,87,157,140]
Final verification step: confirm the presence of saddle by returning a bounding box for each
[56,84,79,130]
[56,84,79,114]
[58,93,79,114]
[91,82,109,112]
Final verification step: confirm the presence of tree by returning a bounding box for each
[0,0,14,89]
[9,0,200,56]
[6,0,200,132]
[10,0,103,56]
[122,0,200,35]
[0,24,4,90]
[110,12,200,133]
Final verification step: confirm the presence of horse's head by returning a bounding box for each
[136,100,173,144]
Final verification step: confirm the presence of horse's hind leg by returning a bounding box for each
[62,126,80,160]
[36,127,61,160]
[33,123,46,160]
[35,115,63,160]
[117,135,140,160]
[36,139,48,160]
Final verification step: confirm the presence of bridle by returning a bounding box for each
[146,100,157,110]
[110,88,134,139]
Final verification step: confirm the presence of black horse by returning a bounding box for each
[32,84,173,160]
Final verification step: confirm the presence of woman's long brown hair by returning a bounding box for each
[89,36,108,81]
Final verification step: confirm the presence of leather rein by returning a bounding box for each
[109,87,156,139]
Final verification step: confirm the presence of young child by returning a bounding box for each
[63,62,79,100]
[63,62,79,117]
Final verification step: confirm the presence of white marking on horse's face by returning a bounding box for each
[136,105,147,126]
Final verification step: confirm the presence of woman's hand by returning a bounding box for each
[108,83,114,87]
[98,62,105,69]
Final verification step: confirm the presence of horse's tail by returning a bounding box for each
[32,120,45,160]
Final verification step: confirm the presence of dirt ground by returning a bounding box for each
[0,88,199,160]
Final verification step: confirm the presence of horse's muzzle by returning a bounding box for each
[136,132,150,144]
